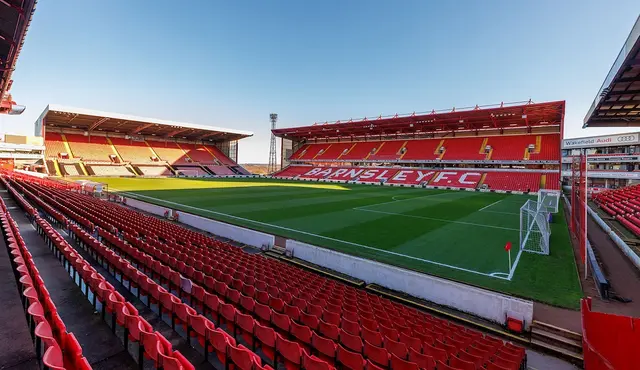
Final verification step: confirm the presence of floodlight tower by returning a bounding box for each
[268,113,278,174]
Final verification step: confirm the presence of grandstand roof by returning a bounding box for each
[39,104,253,142]
[272,100,565,140]
[583,15,640,128]
[0,0,37,100]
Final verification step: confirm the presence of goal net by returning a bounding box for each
[520,199,551,255]
[538,190,560,213]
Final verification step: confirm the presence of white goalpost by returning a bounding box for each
[519,191,559,256]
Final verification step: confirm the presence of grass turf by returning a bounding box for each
[91,177,582,308]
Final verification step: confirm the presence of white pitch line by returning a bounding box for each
[362,191,456,209]
[113,189,510,281]
[478,198,504,212]
[481,210,519,216]
[355,208,520,231]
[507,248,524,280]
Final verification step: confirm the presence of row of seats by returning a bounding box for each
[135,165,173,176]
[87,164,135,176]
[290,134,560,162]
[593,184,640,237]
[44,132,238,168]
[481,172,541,192]
[8,175,278,370]
[275,165,559,192]
[11,174,527,370]
[6,177,202,369]
[0,185,91,369]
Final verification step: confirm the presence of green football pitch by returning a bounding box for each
[87,177,582,308]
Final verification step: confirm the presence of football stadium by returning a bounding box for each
[0,2,638,370]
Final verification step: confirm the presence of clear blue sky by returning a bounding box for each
[1,1,639,163]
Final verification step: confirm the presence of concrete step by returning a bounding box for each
[530,338,583,365]
[531,326,582,353]
[531,320,582,342]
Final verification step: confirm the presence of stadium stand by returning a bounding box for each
[180,143,218,163]
[65,134,116,162]
[273,165,312,178]
[481,172,541,192]
[87,164,135,176]
[5,171,528,370]
[485,135,532,161]
[401,139,441,161]
[274,102,563,193]
[206,165,235,175]
[340,142,381,161]
[287,134,560,163]
[529,135,560,161]
[136,165,173,176]
[37,105,252,177]
[315,143,353,161]
[368,141,405,161]
[148,141,192,165]
[440,137,486,161]
[593,184,640,237]
[0,188,92,369]
[283,165,557,192]
[109,137,157,163]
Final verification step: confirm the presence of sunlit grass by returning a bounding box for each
[79,177,353,191]
[83,176,582,308]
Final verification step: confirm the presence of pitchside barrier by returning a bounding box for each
[582,297,639,370]
[121,194,534,329]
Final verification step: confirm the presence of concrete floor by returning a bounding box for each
[1,192,138,370]
[0,195,38,370]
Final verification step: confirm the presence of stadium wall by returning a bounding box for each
[124,196,274,247]
[587,204,640,272]
[582,298,639,370]
[122,195,533,328]
[286,239,533,329]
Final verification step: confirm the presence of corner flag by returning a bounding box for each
[505,241,512,273]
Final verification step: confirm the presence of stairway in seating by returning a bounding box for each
[313,144,331,160]
[397,141,409,159]
[53,159,62,176]
[434,140,445,160]
[60,134,75,158]
[78,161,90,176]
[477,173,487,188]
[540,174,547,189]
[202,145,222,165]
[339,143,357,160]
[530,320,583,365]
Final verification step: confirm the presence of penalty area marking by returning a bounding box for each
[354,208,519,231]
[112,188,512,281]
[478,198,504,212]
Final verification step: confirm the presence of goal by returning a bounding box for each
[538,190,560,213]
[519,199,551,255]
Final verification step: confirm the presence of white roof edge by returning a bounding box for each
[583,15,640,127]
[44,104,254,137]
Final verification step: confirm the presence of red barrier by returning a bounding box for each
[582,298,640,370]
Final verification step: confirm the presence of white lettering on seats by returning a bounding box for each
[317,168,333,177]
[460,172,481,185]
[346,168,364,178]
[330,168,348,177]
[416,171,435,182]
[432,172,457,184]
[304,167,322,176]
[359,170,378,179]
[392,170,411,182]
[375,170,390,180]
